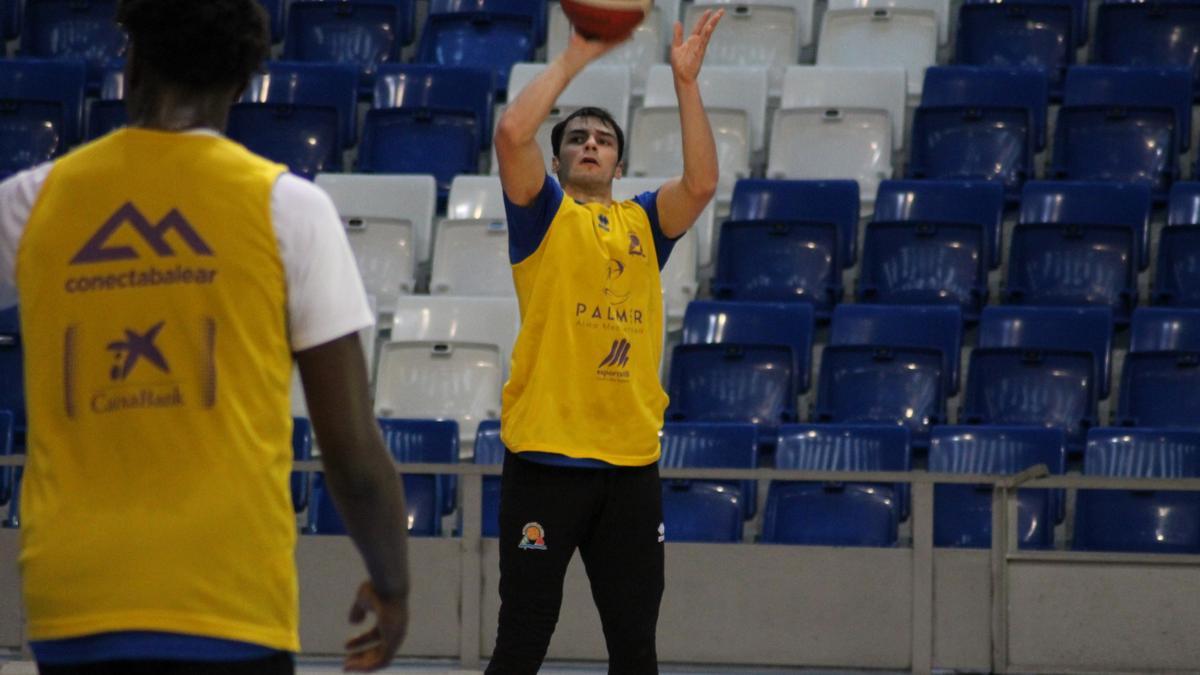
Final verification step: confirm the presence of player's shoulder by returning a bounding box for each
[271,173,341,226]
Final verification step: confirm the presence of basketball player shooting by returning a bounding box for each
[486,7,724,674]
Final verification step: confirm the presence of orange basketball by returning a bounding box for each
[561,0,652,41]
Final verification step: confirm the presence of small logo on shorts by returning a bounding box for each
[519,522,547,550]
[658,522,666,543]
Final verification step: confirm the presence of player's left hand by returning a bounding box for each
[343,580,408,672]
[670,8,725,85]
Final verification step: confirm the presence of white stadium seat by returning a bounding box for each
[429,219,515,297]
[817,0,939,96]
[548,0,680,96]
[447,175,506,221]
[390,295,520,377]
[685,0,815,96]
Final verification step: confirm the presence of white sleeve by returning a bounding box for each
[0,162,54,309]
[271,173,375,352]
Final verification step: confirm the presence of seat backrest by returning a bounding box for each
[767,108,893,200]
[921,66,1050,151]
[244,61,361,149]
[729,178,860,267]
[1093,1,1200,92]
[1131,307,1200,353]
[378,417,460,463]
[662,482,744,542]
[979,306,1114,399]
[712,220,841,317]
[1063,65,1193,151]
[775,422,911,470]
[682,300,815,391]
[226,103,342,179]
[817,0,938,96]
[0,58,87,143]
[930,425,1066,474]
[374,341,502,442]
[316,172,435,267]
[814,345,945,445]
[20,0,125,68]
[546,0,677,96]
[1117,351,1200,428]
[660,420,758,516]
[284,1,410,78]
[643,63,768,152]
[447,175,505,221]
[686,0,808,95]
[374,63,495,147]
[1155,226,1200,307]
[1019,180,1152,270]
[429,218,514,296]
[1,0,20,40]
[508,62,631,131]
[955,0,1075,94]
[1168,181,1200,226]
[874,179,1006,269]
[415,10,537,95]
[856,221,986,320]
[779,65,907,151]
[390,295,520,376]
[1085,427,1200,478]
[667,343,796,426]
[429,0,546,44]
[473,419,504,464]
[830,304,963,394]
[1005,223,1137,321]
[355,109,479,195]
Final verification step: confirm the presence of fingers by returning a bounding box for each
[672,19,683,47]
[699,8,724,42]
[692,9,711,38]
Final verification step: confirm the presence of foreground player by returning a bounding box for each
[0,1,409,672]
[488,9,725,673]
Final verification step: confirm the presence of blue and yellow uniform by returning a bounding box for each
[15,129,298,654]
[501,175,676,466]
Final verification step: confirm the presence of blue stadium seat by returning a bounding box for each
[0,307,23,437]
[245,61,361,150]
[2,0,20,40]
[909,68,1048,199]
[0,410,12,507]
[415,10,536,96]
[1005,225,1136,323]
[284,0,414,91]
[830,304,963,395]
[0,100,66,179]
[874,177,1007,271]
[227,104,341,179]
[84,66,126,140]
[0,58,87,146]
[955,0,1076,97]
[429,0,546,46]
[762,424,910,546]
[291,418,313,514]
[307,419,458,536]
[1168,181,1200,226]
[666,344,797,428]
[929,426,1065,548]
[373,64,495,148]
[662,483,743,543]
[813,345,945,449]
[1156,182,1200,307]
[259,0,287,42]
[962,348,1098,453]
[1131,307,1200,353]
[978,306,1114,400]
[856,221,987,321]
[1049,66,1192,196]
[1094,1,1200,97]
[19,0,124,90]
[1074,428,1200,553]
[660,421,758,520]
[681,300,815,392]
[473,419,502,538]
[1117,352,1200,428]
[1020,179,1153,271]
[710,220,841,318]
[356,109,478,199]
[728,179,860,267]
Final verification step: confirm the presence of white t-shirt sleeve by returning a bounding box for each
[0,162,54,309]
[271,173,375,352]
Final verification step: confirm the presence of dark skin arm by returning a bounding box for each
[295,333,409,673]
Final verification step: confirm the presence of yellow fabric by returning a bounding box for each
[501,190,668,466]
[15,128,297,651]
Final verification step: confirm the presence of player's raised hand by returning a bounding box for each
[670,8,725,85]
[564,26,628,67]
[343,580,408,672]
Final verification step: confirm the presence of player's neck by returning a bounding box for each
[562,183,613,207]
[127,83,235,134]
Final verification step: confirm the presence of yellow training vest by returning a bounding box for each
[15,128,297,650]
[501,189,668,466]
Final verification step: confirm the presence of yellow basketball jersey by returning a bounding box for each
[15,128,298,650]
[501,189,668,466]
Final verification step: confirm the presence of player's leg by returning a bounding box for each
[578,463,665,675]
[486,452,602,674]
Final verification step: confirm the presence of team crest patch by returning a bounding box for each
[596,214,610,232]
[629,233,645,257]
[519,522,548,550]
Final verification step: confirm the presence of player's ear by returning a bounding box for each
[551,156,560,173]
[614,161,624,179]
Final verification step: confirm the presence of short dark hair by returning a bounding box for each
[550,107,625,161]
[118,0,270,91]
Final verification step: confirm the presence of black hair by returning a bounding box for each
[117,0,270,91]
[550,106,625,161]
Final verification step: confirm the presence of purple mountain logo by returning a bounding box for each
[71,203,213,265]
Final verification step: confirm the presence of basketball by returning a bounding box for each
[561,0,652,41]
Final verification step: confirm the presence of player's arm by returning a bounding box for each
[655,10,724,239]
[495,31,623,205]
[296,335,409,673]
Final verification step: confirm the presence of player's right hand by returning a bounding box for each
[343,580,409,672]
[565,26,628,64]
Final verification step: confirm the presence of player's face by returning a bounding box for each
[554,116,622,189]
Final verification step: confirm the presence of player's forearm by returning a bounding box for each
[322,447,411,600]
[674,79,719,200]
[496,51,588,147]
